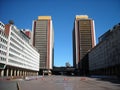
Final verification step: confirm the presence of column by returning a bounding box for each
[23,71,25,76]
[1,70,4,76]
[20,70,23,76]
[14,70,16,76]
[17,70,19,76]
[26,71,27,76]
[37,72,38,76]
[25,71,27,76]
[24,71,26,76]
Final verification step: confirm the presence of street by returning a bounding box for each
[0,76,120,90]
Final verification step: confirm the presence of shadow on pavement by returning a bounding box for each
[90,75,120,84]
[97,78,120,84]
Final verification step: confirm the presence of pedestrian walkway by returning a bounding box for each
[18,76,120,90]
[0,76,120,90]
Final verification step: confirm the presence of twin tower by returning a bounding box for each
[32,16,54,74]
[32,15,95,73]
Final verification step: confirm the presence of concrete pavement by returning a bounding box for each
[0,76,120,90]
[0,80,17,90]
[19,76,120,90]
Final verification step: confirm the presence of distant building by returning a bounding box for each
[22,29,32,39]
[32,16,54,74]
[89,23,120,77]
[21,29,32,45]
[0,22,39,77]
[73,15,96,70]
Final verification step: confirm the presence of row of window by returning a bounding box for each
[0,50,7,56]
[10,37,24,49]
[0,30,8,39]
[24,50,38,63]
[0,43,7,50]
[9,49,36,66]
[9,47,20,56]
[0,57,6,61]
[11,30,38,58]
[8,58,38,70]
[25,47,36,59]
[11,32,24,45]
[9,53,24,63]
[11,27,29,44]
[10,42,22,52]
[0,37,7,44]
[8,59,23,66]
[10,40,38,64]
[0,22,5,29]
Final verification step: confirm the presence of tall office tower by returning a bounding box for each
[73,15,96,69]
[32,16,54,74]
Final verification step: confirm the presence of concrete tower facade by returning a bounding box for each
[32,16,54,74]
[73,15,96,69]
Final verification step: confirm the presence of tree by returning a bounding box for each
[9,20,14,25]
[65,62,71,67]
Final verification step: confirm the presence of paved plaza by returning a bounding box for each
[0,76,120,90]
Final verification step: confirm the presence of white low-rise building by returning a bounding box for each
[0,21,8,70]
[0,22,40,77]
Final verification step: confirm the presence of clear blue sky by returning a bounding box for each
[1,0,120,67]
